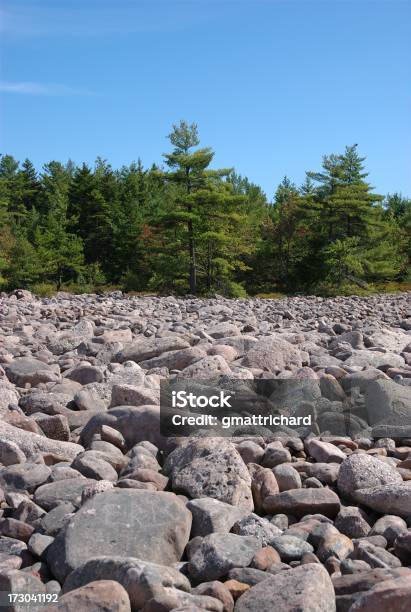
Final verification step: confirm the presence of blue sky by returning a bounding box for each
[1,0,410,199]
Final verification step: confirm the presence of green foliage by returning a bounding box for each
[0,136,409,297]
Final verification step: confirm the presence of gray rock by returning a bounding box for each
[187,498,249,537]
[34,478,93,510]
[0,420,83,461]
[0,439,26,466]
[47,489,191,581]
[63,556,190,610]
[263,487,341,518]
[334,506,371,539]
[71,451,118,481]
[270,535,314,561]
[234,563,336,611]
[117,337,190,363]
[272,463,302,491]
[231,513,281,546]
[241,336,303,372]
[354,483,411,517]
[337,453,402,501]
[365,379,411,425]
[0,463,51,492]
[369,515,408,546]
[165,439,253,510]
[188,533,261,582]
[5,357,58,387]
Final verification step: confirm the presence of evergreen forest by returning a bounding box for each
[1,121,410,297]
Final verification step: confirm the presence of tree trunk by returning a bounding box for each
[188,218,196,293]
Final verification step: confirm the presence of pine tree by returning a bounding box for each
[162,121,248,294]
[306,145,403,288]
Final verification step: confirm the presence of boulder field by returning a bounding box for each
[0,289,411,611]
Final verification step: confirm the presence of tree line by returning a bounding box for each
[0,121,410,297]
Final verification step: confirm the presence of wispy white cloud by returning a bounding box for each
[0,81,94,96]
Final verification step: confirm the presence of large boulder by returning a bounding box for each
[337,453,402,501]
[63,557,190,611]
[34,478,94,510]
[79,405,163,450]
[164,438,253,510]
[365,380,411,426]
[354,484,411,517]
[43,580,131,612]
[241,336,303,372]
[234,563,336,611]
[0,421,83,461]
[5,358,58,387]
[47,489,192,581]
[187,533,261,582]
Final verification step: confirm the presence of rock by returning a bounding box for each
[261,443,292,468]
[349,574,411,611]
[64,364,104,386]
[248,463,279,513]
[241,336,303,372]
[354,483,411,517]
[140,345,207,370]
[165,439,253,510]
[43,580,131,612]
[47,489,191,581]
[354,541,401,569]
[71,451,118,482]
[0,382,20,411]
[337,453,402,501]
[370,515,407,546]
[187,498,249,538]
[393,530,411,564]
[117,337,190,363]
[0,439,26,465]
[34,478,94,510]
[334,506,371,538]
[305,439,346,464]
[81,480,115,503]
[182,355,232,377]
[231,514,281,546]
[263,488,341,518]
[142,587,224,611]
[365,379,411,425]
[0,569,46,604]
[0,420,83,461]
[63,556,190,610]
[270,535,314,561]
[233,563,336,611]
[227,567,275,586]
[344,350,405,370]
[40,502,76,535]
[188,533,261,582]
[79,405,163,451]
[5,357,58,387]
[332,567,411,609]
[0,463,51,492]
[192,581,234,612]
[109,384,158,408]
[0,517,34,542]
[28,533,54,559]
[100,425,126,450]
[250,546,281,570]
[235,441,264,465]
[316,526,354,562]
[73,383,111,411]
[272,464,302,491]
